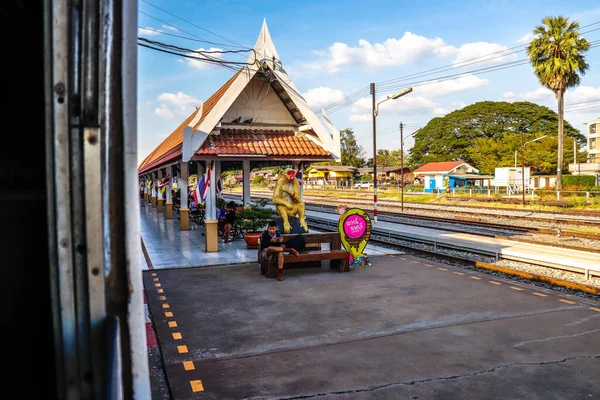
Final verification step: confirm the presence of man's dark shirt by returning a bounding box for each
[220,209,235,225]
[260,229,281,251]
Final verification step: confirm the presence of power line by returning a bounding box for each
[140,0,247,48]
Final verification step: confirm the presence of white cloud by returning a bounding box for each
[432,101,468,117]
[415,74,489,97]
[521,87,554,102]
[186,48,224,70]
[451,42,518,66]
[320,32,453,73]
[304,32,516,74]
[565,86,600,104]
[501,92,517,102]
[162,24,179,32]
[517,33,534,44]
[138,27,161,36]
[302,87,345,109]
[432,107,450,116]
[154,92,201,120]
[501,86,600,107]
[350,95,438,120]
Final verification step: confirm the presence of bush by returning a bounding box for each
[563,175,596,189]
[251,175,269,186]
[388,178,398,185]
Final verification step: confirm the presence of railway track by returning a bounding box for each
[305,218,600,300]
[305,204,600,246]
[236,190,600,228]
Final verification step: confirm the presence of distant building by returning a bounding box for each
[413,161,491,192]
[305,165,355,186]
[569,117,600,185]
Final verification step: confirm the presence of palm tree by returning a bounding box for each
[526,16,589,190]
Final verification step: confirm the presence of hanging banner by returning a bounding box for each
[337,207,372,266]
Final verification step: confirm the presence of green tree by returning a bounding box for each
[340,128,366,168]
[409,101,584,170]
[526,16,590,189]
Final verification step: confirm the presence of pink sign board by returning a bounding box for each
[343,214,367,239]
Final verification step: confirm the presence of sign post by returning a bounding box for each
[338,207,372,267]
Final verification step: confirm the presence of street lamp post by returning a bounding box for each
[520,132,547,205]
[371,83,412,223]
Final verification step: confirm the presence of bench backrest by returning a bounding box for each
[257,232,343,261]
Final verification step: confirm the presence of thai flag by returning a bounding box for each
[194,167,211,204]
[216,178,222,195]
[295,167,303,186]
[158,175,170,194]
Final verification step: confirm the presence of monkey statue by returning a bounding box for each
[272,168,308,233]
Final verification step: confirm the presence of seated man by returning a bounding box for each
[260,221,299,281]
[218,201,237,243]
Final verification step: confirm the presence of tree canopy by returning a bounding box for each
[340,128,366,168]
[408,101,585,173]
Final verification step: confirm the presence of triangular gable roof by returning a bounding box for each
[413,161,471,174]
[138,70,241,173]
[139,20,339,174]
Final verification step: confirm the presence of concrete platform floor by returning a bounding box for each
[143,253,600,400]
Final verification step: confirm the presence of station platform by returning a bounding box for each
[143,252,600,399]
[139,200,401,270]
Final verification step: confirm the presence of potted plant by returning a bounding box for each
[236,198,275,248]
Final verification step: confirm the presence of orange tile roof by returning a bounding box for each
[413,161,464,173]
[195,129,331,159]
[138,69,242,174]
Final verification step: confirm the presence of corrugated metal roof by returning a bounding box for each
[413,161,465,173]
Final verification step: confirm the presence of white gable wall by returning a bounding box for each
[222,77,296,125]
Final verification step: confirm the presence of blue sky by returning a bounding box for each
[137,0,600,163]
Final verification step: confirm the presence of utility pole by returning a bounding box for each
[400,122,404,211]
[371,82,378,224]
[521,130,525,206]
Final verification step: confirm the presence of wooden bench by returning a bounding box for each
[258,232,350,279]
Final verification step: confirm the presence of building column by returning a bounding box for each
[157,169,164,214]
[146,176,152,204]
[214,160,222,199]
[242,159,251,206]
[143,176,148,203]
[165,166,173,219]
[179,162,189,231]
[151,171,157,208]
[204,160,218,252]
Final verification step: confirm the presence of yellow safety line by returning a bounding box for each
[438,267,448,271]
[172,332,182,340]
[510,286,524,291]
[590,307,600,313]
[165,311,173,317]
[177,345,188,353]
[157,289,164,293]
[532,292,547,297]
[190,380,204,392]
[470,276,481,280]
[183,361,195,371]
[453,272,465,276]
[489,281,501,285]
[168,321,177,328]
[159,296,166,300]
[559,299,576,304]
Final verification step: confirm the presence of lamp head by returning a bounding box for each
[390,87,413,100]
